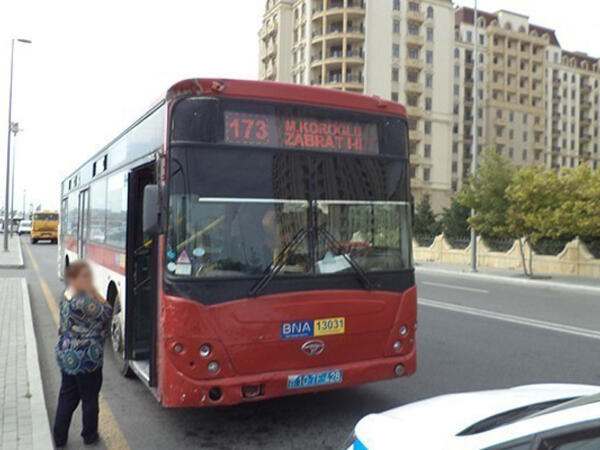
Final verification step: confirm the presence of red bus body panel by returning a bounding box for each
[158,287,417,407]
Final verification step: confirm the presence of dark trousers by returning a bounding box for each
[53,368,103,446]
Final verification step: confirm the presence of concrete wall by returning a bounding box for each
[414,234,600,278]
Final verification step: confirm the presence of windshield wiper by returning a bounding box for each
[318,225,374,290]
[248,227,310,297]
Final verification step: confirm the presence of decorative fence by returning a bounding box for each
[413,234,600,278]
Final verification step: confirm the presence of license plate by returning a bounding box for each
[314,317,345,336]
[287,369,343,390]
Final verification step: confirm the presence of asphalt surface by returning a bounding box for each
[13,238,600,449]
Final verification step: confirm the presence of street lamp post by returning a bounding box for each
[4,38,31,251]
[9,122,21,237]
[470,1,479,272]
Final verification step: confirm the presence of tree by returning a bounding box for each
[457,149,515,238]
[413,195,441,237]
[441,197,470,239]
[505,167,560,276]
[550,165,600,239]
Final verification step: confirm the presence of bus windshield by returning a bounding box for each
[34,213,58,221]
[166,147,412,280]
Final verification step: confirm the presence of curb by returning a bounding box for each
[416,266,600,295]
[20,278,53,450]
[15,235,24,268]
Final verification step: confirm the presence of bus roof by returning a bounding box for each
[166,79,407,118]
[62,79,407,186]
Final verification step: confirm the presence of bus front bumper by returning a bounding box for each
[160,348,416,407]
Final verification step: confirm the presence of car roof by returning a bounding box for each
[355,384,600,450]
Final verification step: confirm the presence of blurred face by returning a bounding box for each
[69,267,94,293]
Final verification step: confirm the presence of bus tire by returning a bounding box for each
[31,238,37,244]
[110,301,134,378]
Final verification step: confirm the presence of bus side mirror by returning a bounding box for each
[143,184,160,234]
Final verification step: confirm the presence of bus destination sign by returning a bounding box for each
[224,110,379,154]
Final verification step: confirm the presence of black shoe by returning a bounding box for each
[83,432,100,446]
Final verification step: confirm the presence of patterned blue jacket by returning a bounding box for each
[55,289,113,375]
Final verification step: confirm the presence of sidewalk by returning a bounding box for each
[416,261,600,294]
[0,235,24,268]
[0,278,53,449]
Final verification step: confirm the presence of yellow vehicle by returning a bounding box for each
[31,211,59,244]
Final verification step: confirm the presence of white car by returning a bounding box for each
[18,220,32,235]
[345,384,600,450]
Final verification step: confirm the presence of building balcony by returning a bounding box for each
[552,111,561,122]
[406,34,425,46]
[345,49,364,62]
[551,128,560,139]
[346,0,366,14]
[580,133,592,143]
[406,105,423,118]
[534,141,545,151]
[346,25,365,38]
[406,58,424,70]
[311,52,323,64]
[552,77,561,88]
[409,130,423,142]
[581,84,592,96]
[580,116,592,128]
[495,116,507,126]
[409,153,423,165]
[406,9,425,23]
[265,65,276,79]
[581,100,592,110]
[552,94,561,105]
[345,73,364,87]
[405,81,424,94]
[534,122,545,133]
[326,0,345,12]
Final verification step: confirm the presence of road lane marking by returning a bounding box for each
[416,266,600,295]
[24,243,131,450]
[419,297,600,341]
[421,281,489,294]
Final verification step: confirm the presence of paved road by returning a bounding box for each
[16,239,600,449]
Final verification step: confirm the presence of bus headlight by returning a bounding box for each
[399,325,409,336]
[207,361,220,374]
[199,344,211,358]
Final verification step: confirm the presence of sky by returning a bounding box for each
[0,0,598,212]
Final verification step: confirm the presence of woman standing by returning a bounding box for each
[54,260,113,447]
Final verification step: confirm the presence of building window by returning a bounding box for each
[391,92,399,102]
[427,6,434,18]
[426,74,433,88]
[454,48,459,59]
[408,70,419,82]
[427,27,434,41]
[408,47,419,59]
[423,168,431,181]
[479,34,484,45]
[466,31,472,42]
[453,84,459,96]
[393,0,401,11]
[453,142,458,153]
[409,1,419,12]
[426,50,433,65]
[393,44,400,58]
[392,68,399,82]
[425,97,432,111]
[454,66,460,77]
[393,19,400,34]
[522,150,527,161]
[425,144,432,158]
[409,24,419,36]
[425,121,432,134]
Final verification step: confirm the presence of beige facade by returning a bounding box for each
[259,2,600,210]
[259,0,455,211]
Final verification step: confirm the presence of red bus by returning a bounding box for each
[59,79,416,407]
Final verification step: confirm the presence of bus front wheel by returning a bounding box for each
[110,307,134,378]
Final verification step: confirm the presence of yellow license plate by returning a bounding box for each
[314,317,345,336]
